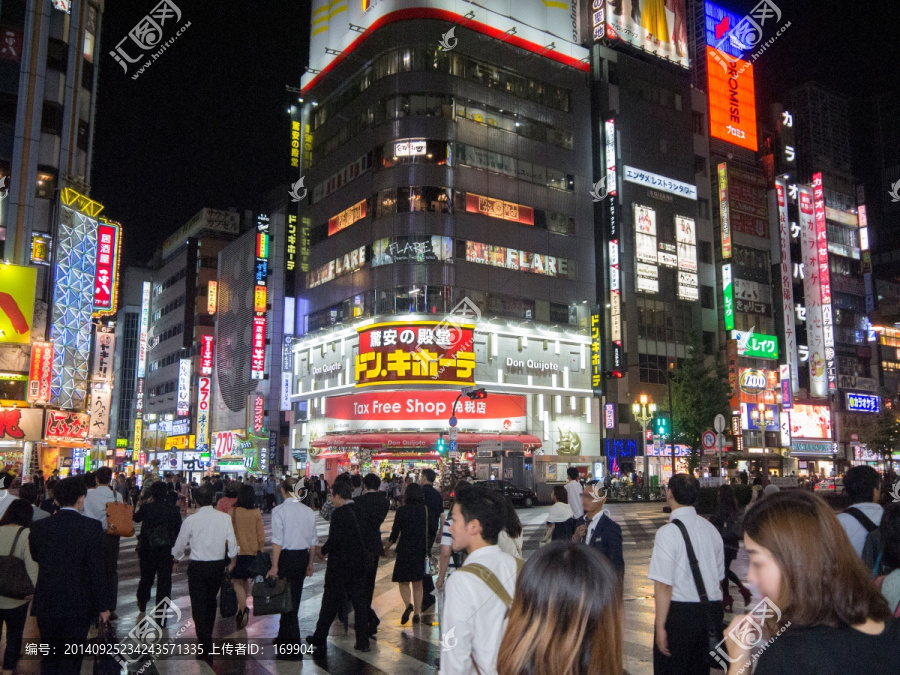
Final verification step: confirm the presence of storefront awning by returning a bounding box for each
[310,432,542,450]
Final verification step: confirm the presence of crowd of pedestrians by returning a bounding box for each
[1,463,900,674]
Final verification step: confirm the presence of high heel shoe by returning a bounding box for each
[722,593,734,613]
[401,603,414,625]
[739,587,752,607]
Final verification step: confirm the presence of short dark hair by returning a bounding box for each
[149,481,168,500]
[333,473,352,487]
[83,472,96,489]
[552,485,568,504]
[18,482,39,505]
[881,503,900,569]
[281,478,295,494]
[363,473,381,491]
[333,480,353,500]
[193,484,216,507]
[236,483,257,509]
[456,486,505,545]
[843,466,881,504]
[0,472,12,489]
[95,467,113,485]
[224,482,240,498]
[54,476,87,507]
[566,467,580,481]
[350,474,362,488]
[453,480,473,501]
[422,468,436,484]
[403,482,424,505]
[0,499,33,527]
[668,474,700,507]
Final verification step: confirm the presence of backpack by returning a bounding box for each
[148,524,172,551]
[874,573,900,619]
[454,557,525,608]
[844,507,886,576]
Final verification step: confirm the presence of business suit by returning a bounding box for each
[133,498,183,612]
[30,508,108,675]
[310,503,370,649]
[576,512,625,577]
[354,491,390,632]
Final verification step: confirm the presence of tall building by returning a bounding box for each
[290,1,599,483]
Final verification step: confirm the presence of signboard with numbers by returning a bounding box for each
[354,321,475,387]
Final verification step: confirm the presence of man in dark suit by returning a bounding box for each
[30,477,110,675]
[572,479,625,578]
[306,480,370,652]
[354,473,390,636]
[419,468,444,611]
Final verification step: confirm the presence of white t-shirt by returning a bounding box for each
[837,502,884,556]
[565,480,584,519]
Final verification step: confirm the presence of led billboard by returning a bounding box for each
[790,404,831,440]
[594,0,689,69]
[0,264,36,345]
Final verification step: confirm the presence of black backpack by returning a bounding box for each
[844,507,886,576]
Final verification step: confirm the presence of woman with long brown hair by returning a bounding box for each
[724,490,899,674]
[497,541,623,675]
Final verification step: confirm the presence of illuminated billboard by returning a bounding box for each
[812,173,836,394]
[790,404,831,440]
[328,199,367,236]
[465,193,534,225]
[798,185,827,397]
[93,221,121,315]
[0,263,36,345]
[594,0,689,69]
[303,0,589,91]
[177,358,192,416]
[372,236,452,266]
[775,179,798,391]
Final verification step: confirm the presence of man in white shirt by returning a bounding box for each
[649,474,724,674]
[442,486,520,675]
[269,478,318,659]
[836,465,884,557]
[565,467,585,519]
[171,483,237,661]
[83,467,122,619]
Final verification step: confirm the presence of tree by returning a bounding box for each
[668,332,732,472]
[860,406,900,477]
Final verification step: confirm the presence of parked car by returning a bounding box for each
[472,480,536,507]
[814,477,843,492]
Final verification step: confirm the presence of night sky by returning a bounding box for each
[90,0,898,268]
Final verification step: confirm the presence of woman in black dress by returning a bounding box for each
[383,482,428,625]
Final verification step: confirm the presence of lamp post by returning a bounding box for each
[632,394,656,500]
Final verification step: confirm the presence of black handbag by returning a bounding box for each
[219,572,238,618]
[251,576,292,615]
[0,527,35,599]
[248,550,272,577]
[672,519,726,670]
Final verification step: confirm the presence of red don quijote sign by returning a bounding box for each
[355,321,476,387]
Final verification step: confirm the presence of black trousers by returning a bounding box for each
[276,549,310,645]
[653,601,723,675]
[187,559,226,653]
[0,602,29,670]
[137,548,174,611]
[37,614,92,675]
[312,573,370,648]
[363,556,380,630]
[102,534,121,611]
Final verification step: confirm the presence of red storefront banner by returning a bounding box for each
[355,321,475,387]
[93,222,120,315]
[200,334,214,375]
[27,342,54,404]
[45,411,90,442]
[465,193,534,226]
[328,199,367,236]
[324,390,527,432]
[251,316,266,380]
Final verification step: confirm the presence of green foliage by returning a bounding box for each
[860,406,900,465]
[668,332,732,472]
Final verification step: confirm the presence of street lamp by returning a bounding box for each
[632,394,656,500]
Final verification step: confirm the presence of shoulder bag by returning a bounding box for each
[672,519,726,670]
[106,487,135,537]
[424,506,437,576]
[0,527,35,599]
[454,557,525,608]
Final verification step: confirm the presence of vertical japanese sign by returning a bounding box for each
[285,214,297,291]
[722,263,734,331]
[798,185,827,397]
[812,173,836,394]
[718,163,731,259]
[676,216,698,300]
[774,179,799,392]
[133,418,143,460]
[252,214,269,381]
[199,334,214,375]
[780,363,792,411]
[27,342,54,404]
[196,376,211,459]
[207,280,217,314]
[605,119,622,376]
[138,282,150,378]
[89,384,111,438]
[91,325,115,382]
[251,393,265,433]
[727,339,739,411]
[92,221,121,315]
[176,358,192,416]
[590,306,602,395]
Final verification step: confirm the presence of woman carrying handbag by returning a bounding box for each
[0,500,39,675]
[383,483,428,625]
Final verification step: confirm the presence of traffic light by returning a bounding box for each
[604,370,624,379]
[436,435,447,454]
[652,414,670,437]
[466,388,488,400]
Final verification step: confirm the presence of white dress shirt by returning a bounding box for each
[171,506,238,561]
[565,480,584,519]
[271,499,319,551]
[546,502,574,524]
[837,502,883,556]
[648,506,724,602]
[84,485,118,531]
[441,545,519,675]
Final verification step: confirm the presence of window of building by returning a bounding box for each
[700,285,715,309]
[47,38,67,72]
[41,102,64,136]
[703,331,716,355]
[694,155,707,176]
[639,354,670,384]
[692,111,705,135]
[699,240,713,264]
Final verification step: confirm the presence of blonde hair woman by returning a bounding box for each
[497,541,623,674]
